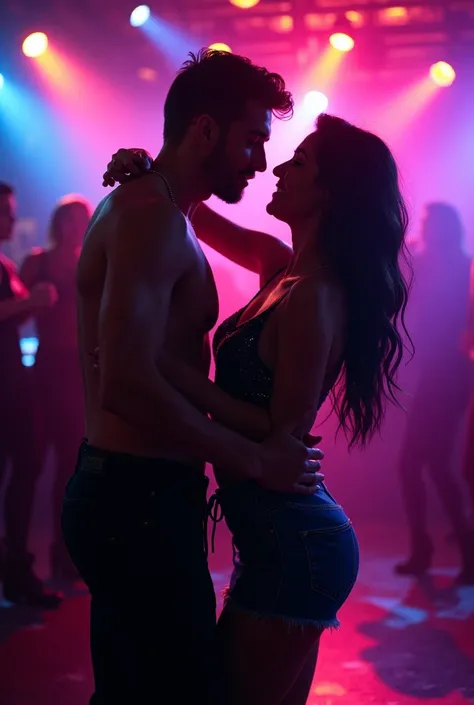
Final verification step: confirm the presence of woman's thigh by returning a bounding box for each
[216,607,321,705]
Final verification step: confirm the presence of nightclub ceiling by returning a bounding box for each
[3,0,474,79]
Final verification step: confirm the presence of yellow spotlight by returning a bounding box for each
[329,33,355,52]
[229,0,260,8]
[429,61,456,87]
[345,10,364,27]
[380,6,408,24]
[22,32,49,58]
[269,15,294,33]
[209,43,232,53]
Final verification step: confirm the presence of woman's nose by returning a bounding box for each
[273,162,285,177]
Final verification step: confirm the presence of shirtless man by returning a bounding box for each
[61,50,323,705]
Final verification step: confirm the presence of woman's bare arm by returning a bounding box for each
[102,148,293,287]
[192,204,292,287]
[269,277,342,438]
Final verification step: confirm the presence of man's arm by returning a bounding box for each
[0,296,31,322]
[192,204,292,287]
[0,259,32,322]
[99,201,270,477]
[159,355,271,441]
[0,283,57,322]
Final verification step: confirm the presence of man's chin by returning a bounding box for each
[215,188,244,205]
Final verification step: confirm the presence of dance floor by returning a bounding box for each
[1,521,473,705]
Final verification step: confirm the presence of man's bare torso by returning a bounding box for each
[77,178,218,460]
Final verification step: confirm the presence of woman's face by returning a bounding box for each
[266,132,327,227]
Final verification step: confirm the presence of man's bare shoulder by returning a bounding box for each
[88,181,187,250]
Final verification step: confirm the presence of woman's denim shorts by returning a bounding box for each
[215,482,359,630]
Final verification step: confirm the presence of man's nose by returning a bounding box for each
[254,146,267,173]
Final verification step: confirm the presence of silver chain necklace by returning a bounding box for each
[148,169,178,208]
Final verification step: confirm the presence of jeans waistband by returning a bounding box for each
[204,481,338,556]
[76,439,209,492]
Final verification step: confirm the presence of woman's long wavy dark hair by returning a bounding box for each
[314,114,412,447]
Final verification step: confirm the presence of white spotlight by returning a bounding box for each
[303,91,329,117]
[130,5,151,28]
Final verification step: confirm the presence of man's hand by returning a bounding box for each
[102,148,152,187]
[256,433,324,494]
[29,282,58,309]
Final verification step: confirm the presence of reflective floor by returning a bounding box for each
[1,517,473,705]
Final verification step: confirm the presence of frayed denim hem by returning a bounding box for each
[221,588,341,633]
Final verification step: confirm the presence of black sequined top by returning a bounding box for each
[213,271,288,410]
[213,303,279,411]
[213,273,334,412]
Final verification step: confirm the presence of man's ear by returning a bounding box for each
[193,114,220,152]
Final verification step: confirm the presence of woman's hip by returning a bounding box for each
[218,483,359,626]
[217,483,358,575]
[217,482,350,537]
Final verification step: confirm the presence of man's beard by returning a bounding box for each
[202,145,244,205]
[215,183,244,204]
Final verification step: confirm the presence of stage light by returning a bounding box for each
[130,5,151,27]
[229,0,260,8]
[430,61,455,87]
[209,43,232,53]
[22,354,35,367]
[329,32,354,52]
[380,6,408,24]
[269,15,294,33]
[0,74,4,90]
[22,32,48,58]
[137,67,157,81]
[20,337,38,366]
[303,91,329,117]
[345,10,364,27]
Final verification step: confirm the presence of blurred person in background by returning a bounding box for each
[0,182,62,607]
[21,195,91,583]
[461,260,474,520]
[395,203,474,584]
